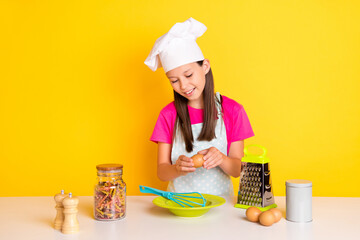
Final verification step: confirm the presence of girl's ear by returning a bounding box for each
[203,59,211,74]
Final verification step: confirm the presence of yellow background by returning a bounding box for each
[1,0,359,197]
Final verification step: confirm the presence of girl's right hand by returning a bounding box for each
[175,155,196,176]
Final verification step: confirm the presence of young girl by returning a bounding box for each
[144,18,254,197]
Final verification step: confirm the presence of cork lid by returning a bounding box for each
[96,163,123,171]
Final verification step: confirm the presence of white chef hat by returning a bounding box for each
[144,17,207,73]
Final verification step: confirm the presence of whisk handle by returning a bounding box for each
[139,185,168,197]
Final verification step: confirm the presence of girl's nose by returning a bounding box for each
[179,78,189,90]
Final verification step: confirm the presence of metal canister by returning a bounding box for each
[285,179,312,222]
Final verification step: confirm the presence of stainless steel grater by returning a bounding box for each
[235,145,277,211]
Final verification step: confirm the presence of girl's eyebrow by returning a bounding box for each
[168,68,191,78]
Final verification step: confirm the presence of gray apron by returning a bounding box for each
[167,92,234,196]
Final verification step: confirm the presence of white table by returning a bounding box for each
[0,196,359,240]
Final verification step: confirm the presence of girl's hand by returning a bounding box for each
[175,155,196,176]
[198,147,226,170]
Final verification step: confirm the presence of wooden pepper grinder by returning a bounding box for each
[62,192,79,234]
[54,190,66,230]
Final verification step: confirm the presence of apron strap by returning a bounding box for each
[215,92,223,117]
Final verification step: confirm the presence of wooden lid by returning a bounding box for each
[96,163,123,171]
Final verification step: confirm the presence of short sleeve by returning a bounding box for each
[231,103,255,142]
[150,104,176,144]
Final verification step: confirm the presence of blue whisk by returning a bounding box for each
[139,185,207,208]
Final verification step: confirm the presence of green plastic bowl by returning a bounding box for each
[152,193,226,217]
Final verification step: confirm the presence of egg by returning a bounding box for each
[191,154,205,168]
[259,210,275,226]
[246,207,262,222]
[269,208,282,223]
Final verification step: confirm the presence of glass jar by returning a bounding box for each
[94,164,126,221]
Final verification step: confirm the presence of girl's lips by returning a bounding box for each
[184,88,195,96]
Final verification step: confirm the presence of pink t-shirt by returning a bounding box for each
[150,95,255,154]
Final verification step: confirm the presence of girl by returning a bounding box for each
[144,18,254,197]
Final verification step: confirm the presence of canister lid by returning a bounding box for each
[96,163,123,171]
[286,179,312,188]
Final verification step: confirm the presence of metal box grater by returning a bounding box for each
[235,145,277,211]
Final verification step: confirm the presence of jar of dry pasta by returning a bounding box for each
[94,164,126,221]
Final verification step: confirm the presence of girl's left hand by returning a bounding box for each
[198,147,226,170]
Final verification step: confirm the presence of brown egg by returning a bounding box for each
[269,208,282,223]
[259,211,275,226]
[191,154,205,168]
[246,207,262,222]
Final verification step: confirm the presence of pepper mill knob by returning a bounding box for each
[62,192,79,234]
[54,190,66,230]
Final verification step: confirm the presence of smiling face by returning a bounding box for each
[166,59,210,108]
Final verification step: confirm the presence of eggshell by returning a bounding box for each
[269,208,282,223]
[246,207,262,222]
[259,211,275,226]
[191,154,205,168]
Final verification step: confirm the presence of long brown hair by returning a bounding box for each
[173,60,221,152]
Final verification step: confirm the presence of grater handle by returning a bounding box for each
[244,144,267,157]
